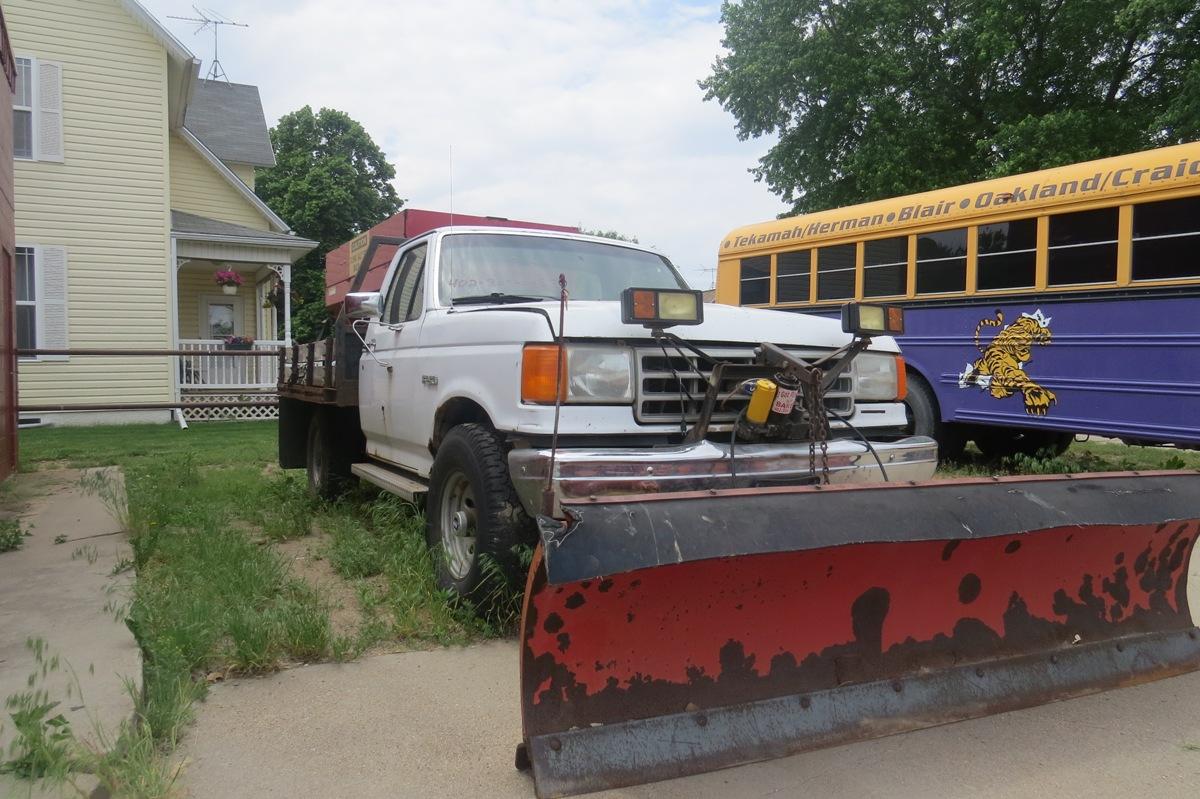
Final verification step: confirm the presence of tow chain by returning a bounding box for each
[799,365,831,484]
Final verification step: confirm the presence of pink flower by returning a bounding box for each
[214,269,244,287]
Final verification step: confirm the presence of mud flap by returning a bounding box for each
[518,472,1200,798]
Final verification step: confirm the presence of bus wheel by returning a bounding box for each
[904,373,965,462]
[974,429,1073,460]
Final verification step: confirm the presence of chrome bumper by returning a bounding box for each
[508,436,939,517]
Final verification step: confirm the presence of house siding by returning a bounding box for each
[8,0,172,407]
[229,162,256,190]
[169,133,270,230]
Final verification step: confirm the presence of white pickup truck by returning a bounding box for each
[278,227,937,601]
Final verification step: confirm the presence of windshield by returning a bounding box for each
[438,233,688,304]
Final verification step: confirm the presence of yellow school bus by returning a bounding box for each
[715,142,1200,458]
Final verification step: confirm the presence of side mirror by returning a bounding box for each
[345,291,382,320]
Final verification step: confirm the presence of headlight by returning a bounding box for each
[853,353,905,401]
[566,345,634,403]
[521,344,633,404]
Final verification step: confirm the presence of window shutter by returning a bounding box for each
[36,61,64,163]
[37,246,69,360]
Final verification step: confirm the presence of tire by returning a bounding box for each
[425,423,533,606]
[904,372,966,462]
[306,410,351,499]
[974,428,1073,460]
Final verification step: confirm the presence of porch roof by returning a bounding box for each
[171,210,317,252]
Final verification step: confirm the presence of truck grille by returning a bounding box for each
[634,346,854,425]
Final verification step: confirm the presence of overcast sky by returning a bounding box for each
[141,0,785,288]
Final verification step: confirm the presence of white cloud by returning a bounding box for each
[142,0,785,287]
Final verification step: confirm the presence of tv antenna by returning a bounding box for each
[167,6,248,83]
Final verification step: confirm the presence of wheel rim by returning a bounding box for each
[438,470,477,580]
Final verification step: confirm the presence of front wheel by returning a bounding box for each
[425,424,532,606]
[904,373,965,462]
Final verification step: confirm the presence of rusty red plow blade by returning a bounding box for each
[518,472,1200,797]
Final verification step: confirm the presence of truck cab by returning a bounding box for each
[280,227,937,601]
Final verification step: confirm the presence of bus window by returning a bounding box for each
[1132,196,1200,281]
[775,249,811,303]
[863,236,907,297]
[816,244,856,300]
[915,228,967,294]
[739,256,771,304]
[1048,207,1118,285]
[977,218,1037,291]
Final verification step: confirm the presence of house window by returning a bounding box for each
[14,57,32,160]
[12,56,63,163]
[15,247,35,355]
[207,301,237,338]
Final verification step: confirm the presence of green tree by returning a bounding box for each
[581,228,640,243]
[256,106,402,341]
[701,0,1200,214]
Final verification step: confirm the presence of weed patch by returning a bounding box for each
[0,518,28,553]
[937,440,1200,478]
[318,493,523,646]
[0,638,181,797]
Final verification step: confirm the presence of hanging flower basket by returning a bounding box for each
[214,269,244,295]
[262,278,284,310]
[224,335,255,351]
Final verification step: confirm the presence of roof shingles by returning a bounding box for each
[184,80,277,168]
[171,210,315,249]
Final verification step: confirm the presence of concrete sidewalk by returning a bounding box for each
[180,641,1200,799]
[0,469,139,796]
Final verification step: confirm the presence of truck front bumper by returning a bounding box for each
[508,436,939,517]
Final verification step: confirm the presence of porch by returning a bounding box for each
[171,211,316,419]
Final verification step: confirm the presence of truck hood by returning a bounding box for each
[487,301,900,353]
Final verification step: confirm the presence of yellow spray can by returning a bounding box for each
[746,379,777,425]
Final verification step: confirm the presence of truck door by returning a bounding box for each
[359,242,428,465]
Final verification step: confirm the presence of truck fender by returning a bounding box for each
[429,396,494,455]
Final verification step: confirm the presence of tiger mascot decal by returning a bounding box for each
[958,309,1056,416]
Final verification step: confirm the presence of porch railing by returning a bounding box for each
[179,339,284,390]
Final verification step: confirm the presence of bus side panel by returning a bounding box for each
[895,294,1200,445]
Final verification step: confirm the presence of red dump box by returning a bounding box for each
[324,208,578,310]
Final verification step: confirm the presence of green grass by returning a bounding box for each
[318,490,515,648]
[12,420,514,797]
[12,422,326,796]
[11,421,1198,796]
[937,439,1200,478]
[20,421,277,471]
[0,518,27,553]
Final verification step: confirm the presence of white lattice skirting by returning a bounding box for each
[181,393,279,422]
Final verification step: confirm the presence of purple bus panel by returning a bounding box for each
[798,294,1200,445]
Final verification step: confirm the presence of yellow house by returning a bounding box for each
[7,0,316,425]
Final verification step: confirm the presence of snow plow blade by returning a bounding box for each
[518,471,1200,798]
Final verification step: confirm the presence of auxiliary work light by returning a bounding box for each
[841,302,905,336]
[621,288,704,328]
